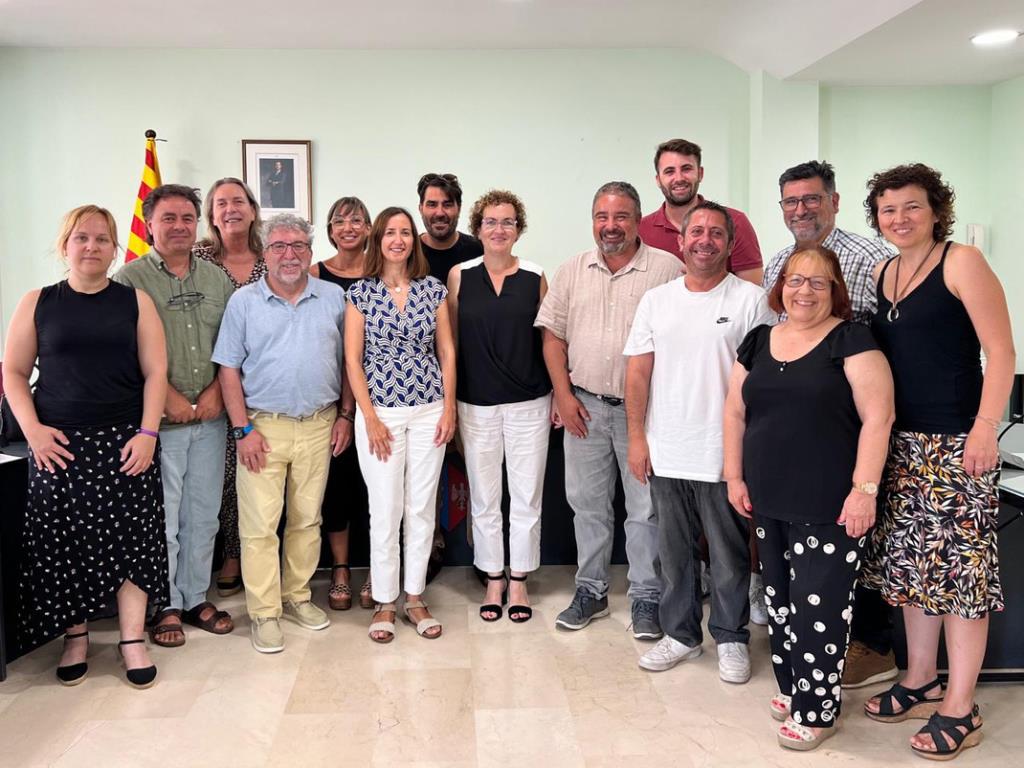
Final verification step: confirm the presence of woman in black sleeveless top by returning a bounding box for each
[310,196,372,610]
[2,205,170,689]
[859,165,1015,760]
[447,190,552,623]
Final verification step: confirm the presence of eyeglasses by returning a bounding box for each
[267,241,311,255]
[783,274,832,291]
[166,290,205,311]
[779,194,825,212]
[480,218,518,230]
[330,216,366,228]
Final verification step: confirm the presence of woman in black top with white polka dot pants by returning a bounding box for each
[723,245,894,751]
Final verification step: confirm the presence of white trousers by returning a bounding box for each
[458,394,551,573]
[356,400,446,603]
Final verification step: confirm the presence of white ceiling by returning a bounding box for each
[1,0,1022,85]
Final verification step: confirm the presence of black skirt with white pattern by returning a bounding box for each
[19,422,170,645]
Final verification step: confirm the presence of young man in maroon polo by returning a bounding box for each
[639,138,764,285]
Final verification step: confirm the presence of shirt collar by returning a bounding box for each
[148,248,196,277]
[258,274,319,303]
[585,241,651,275]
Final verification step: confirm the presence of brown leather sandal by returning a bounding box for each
[182,601,233,635]
[148,608,186,647]
[359,575,374,610]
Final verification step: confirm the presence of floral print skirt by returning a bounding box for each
[861,430,1003,619]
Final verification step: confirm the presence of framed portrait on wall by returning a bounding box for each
[241,139,313,222]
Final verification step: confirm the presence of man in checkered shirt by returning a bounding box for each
[762,160,893,324]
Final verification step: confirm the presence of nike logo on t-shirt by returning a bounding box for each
[716,317,730,324]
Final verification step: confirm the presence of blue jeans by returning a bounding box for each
[563,390,659,602]
[159,416,227,611]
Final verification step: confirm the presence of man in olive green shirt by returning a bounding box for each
[114,184,235,646]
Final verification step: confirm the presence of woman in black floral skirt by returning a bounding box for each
[860,165,1015,760]
[2,205,170,689]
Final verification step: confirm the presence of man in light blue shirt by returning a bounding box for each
[213,213,355,653]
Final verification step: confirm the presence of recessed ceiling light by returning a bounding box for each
[971,29,1021,47]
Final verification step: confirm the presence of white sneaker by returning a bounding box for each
[718,642,751,684]
[638,635,702,672]
[749,573,769,626]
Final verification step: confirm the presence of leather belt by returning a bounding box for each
[572,385,624,407]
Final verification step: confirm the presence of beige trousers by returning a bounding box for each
[236,406,335,618]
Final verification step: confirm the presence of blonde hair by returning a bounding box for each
[56,205,120,257]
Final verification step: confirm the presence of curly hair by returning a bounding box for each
[468,189,528,238]
[864,163,955,242]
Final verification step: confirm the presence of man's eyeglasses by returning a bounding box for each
[480,218,518,230]
[783,274,832,291]
[266,241,311,255]
[779,194,825,212]
[167,291,206,311]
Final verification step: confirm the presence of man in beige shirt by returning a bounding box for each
[535,181,679,638]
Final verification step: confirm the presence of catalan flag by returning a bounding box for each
[126,130,162,262]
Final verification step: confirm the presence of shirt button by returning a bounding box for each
[193,368,198,373]
[191,346,196,351]
[187,324,192,329]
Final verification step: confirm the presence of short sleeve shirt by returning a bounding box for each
[534,242,680,399]
[737,322,879,523]
[211,276,346,417]
[348,276,448,407]
[623,275,776,481]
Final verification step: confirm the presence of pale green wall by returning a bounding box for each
[819,85,992,245]
[990,74,1024,358]
[0,47,752,341]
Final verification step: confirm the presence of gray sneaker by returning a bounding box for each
[631,600,664,640]
[555,589,609,631]
[282,600,330,630]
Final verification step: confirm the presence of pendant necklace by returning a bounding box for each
[887,240,939,322]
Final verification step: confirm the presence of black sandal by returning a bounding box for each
[182,601,234,635]
[329,564,353,611]
[479,572,508,622]
[118,638,158,689]
[56,630,89,686]
[508,574,533,623]
[865,678,944,723]
[911,704,982,760]
[216,574,243,597]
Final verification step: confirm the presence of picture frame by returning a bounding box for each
[241,139,313,222]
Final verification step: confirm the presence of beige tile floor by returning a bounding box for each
[0,565,1020,767]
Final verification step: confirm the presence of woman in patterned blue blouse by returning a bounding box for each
[345,206,457,643]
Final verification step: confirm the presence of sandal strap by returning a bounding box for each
[118,638,146,646]
[374,603,397,613]
[368,621,395,634]
[876,678,943,716]
[916,707,980,754]
[783,719,813,741]
[485,573,507,581]
[404,600,428,610]
[332,563,351,571]
[64,630,89,640]
[509,574,528,582]
[329,583,353,595]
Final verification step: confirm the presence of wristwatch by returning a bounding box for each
[852,481,879,496]
[231,423,255,440]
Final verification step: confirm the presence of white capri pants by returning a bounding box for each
[356,400,446,604]
[458,394,551,573]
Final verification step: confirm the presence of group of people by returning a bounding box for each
[2,137,1013,761]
